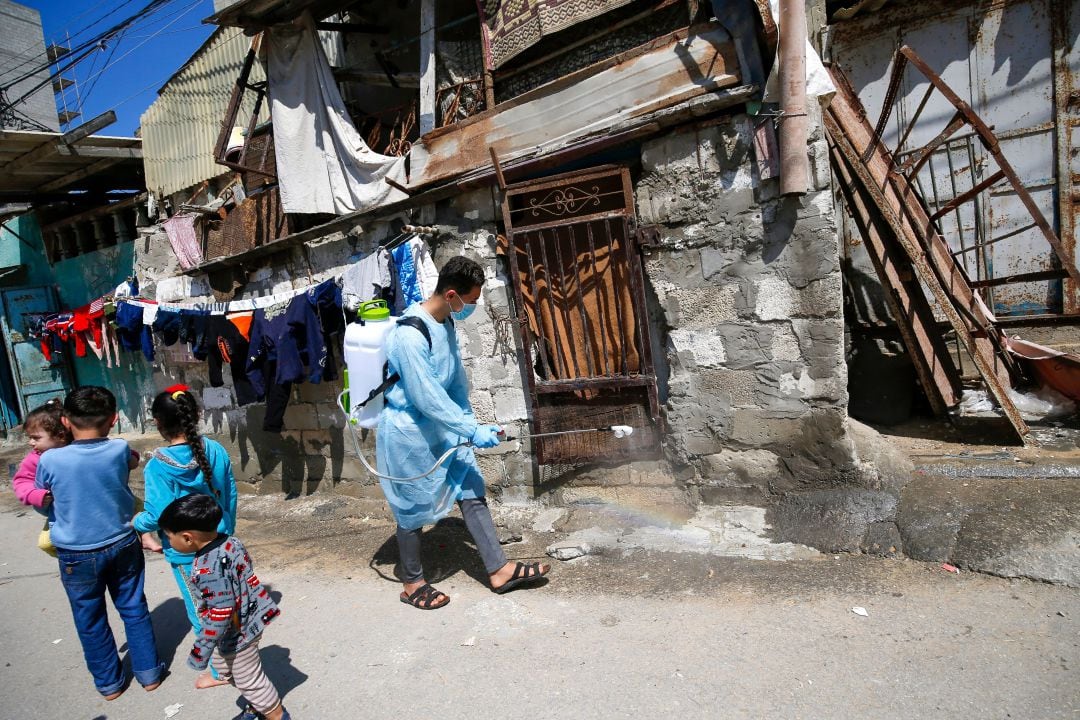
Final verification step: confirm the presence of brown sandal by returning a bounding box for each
[400,583,449,609]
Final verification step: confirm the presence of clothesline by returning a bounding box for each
[121,279,331,315]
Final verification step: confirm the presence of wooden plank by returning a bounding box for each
[831,142,962,414]
[53,145,142,160]
[418,0,436,136]
[0,111,117,173]
[34,157,128,193]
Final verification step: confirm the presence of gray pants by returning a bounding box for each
[397,497,507,583]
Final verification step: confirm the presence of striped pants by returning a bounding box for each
[210,635,281,714]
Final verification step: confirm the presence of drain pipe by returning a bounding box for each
[778,0,809,196]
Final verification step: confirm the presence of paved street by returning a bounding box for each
[1,492,1077,720]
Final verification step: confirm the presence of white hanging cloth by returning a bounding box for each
[266,12,409,215]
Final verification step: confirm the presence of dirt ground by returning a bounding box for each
[3,488,1078,720]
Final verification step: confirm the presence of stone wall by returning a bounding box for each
[130,106,906,547]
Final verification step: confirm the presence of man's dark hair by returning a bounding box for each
[63,386,117,431]
[159,493,222,534]
[435,256,485,295]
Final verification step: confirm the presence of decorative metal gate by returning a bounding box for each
[502,166,661,464]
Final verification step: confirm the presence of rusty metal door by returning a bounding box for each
[832,0,1074,317]
[0,286,72,418]
[502,166,662,464]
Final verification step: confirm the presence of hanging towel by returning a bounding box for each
[266,12,408,215]
[410,237,440,299]
[163,214,203,270]
[342,249,393,312]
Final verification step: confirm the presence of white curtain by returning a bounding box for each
[266,13,409,215]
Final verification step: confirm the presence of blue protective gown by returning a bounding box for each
[376,305,485,530]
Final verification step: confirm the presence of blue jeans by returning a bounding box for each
[56,533,165,696]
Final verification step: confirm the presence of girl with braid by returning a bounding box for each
[134,384,238,689]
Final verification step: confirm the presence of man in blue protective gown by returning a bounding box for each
[377,256,550,609]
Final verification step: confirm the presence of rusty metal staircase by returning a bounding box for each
[825,46,1080,444]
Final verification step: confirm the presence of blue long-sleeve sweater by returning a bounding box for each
[133,437,238,565]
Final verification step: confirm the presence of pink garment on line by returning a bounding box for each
[11,451,49,509]
[163,214,203,270]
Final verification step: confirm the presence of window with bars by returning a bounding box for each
[502,166,662,465]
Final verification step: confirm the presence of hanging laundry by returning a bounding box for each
[265,12,407,215]
[101,319,120,369]
[152,308,182,346]
[206,313,258,406]
[70,301,105,357]
[163,214,204,270]
[178,310,211,360]
[115,302,154,361]
[392,242,424,313]
[410,237,440,299]
[341,248,393,312]
[246,280,334,431]
[305,279,343,383]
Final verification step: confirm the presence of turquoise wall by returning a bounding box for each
[0,214,155,431]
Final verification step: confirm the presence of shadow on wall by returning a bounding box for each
[204,403,350,496]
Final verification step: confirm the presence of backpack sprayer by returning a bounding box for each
[339,300,636,482]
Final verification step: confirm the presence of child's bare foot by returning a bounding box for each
[194,672,230,689]
[103,688,125,701]
[140,533,163,553]
[143,680,162,692]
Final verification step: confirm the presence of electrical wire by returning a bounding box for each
[0,0,179,94]
[0,0,145,85]
[75,0,207,115]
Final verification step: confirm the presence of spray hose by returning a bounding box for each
[337,391,470,482]
[337,391,636,482]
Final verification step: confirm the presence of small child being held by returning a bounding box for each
[34,386,164,700]
[11,399,71,553]
[159,494,291,720]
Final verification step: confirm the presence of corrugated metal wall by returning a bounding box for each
[140,28,268,197]
[831,0,1078,316]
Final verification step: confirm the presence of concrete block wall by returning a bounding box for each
[635,113,854,504]
[128,107,897,550]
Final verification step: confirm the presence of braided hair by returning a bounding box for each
[24,398,72,444]
[151,388,215,493]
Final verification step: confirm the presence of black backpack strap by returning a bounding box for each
[355,317,433,408]
[395,316,432,351]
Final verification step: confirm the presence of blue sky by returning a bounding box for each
[24,0,216,136]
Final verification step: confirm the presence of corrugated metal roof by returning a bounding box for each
[140,27,269,197]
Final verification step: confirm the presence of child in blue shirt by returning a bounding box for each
[35,386,165,700]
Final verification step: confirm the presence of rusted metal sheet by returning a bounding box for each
[1052,0,1080,313]
[825,64,1032,443]
[1006,337,1080,403]
[830,0,1078,317]
[410,25,739,188]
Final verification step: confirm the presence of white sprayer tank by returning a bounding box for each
[343,300,395,428]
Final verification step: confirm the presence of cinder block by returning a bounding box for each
[669,328,727,368]
[729,408,805,448]
[492,388,528,422]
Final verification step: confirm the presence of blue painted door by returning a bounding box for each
[0,286,72,419]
